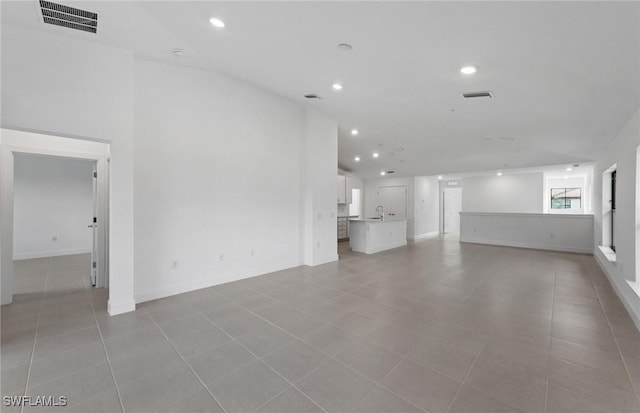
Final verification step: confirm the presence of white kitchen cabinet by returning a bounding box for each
[337,175,346,204]
[337,175,352,204]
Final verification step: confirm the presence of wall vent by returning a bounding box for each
[39,0,98,33]
[461,91,493,99]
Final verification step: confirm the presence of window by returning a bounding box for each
[551,188,582,209]
[611,170,616,252]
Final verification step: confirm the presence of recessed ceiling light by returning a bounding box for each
[351,129,358,136]
[438,175,443,180]
[497,172,503,176]
[564,175,569,179]
[380,171,386,176]
[372,152,379,158]
[172,48,184,57]
[332,83,343,91]
[460,65,478,75]
[337,43,353,51]
[354,156,360,162]
[209,17,225,28]
[566,167,573,172]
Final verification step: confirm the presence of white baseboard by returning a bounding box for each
[14,248,92,260]
[310,254,339,266]
[362,240,407,255]
[408,231,439,241]
[593,249,640,332]
[134,259,302,304]
[107,299,136,316]
[459,237,592,254]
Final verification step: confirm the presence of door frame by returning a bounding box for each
[0,134,109,304]
[442,187,462,234]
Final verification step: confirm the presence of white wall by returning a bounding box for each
[413,176,440,238]
[593,108,640,328]
[1,25,135,313]
[364,177,414,237]
[302,111,339,266]
[134,59,337,302]
[462,172,544,213]
[460,212,594,253]
[13,154,94,260]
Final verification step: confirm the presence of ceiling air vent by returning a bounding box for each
[462,91,493,99]
[39,0,98,34]
[304,94,322,99]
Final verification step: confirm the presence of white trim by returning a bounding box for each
[311,254,339,267]
[627,280,640,300]
[594,250,640,332]
[134,259,303,304]
[1,145,103,161]
[597,245,617,263]
[460,211,594,219]
[360,240,408,255]
[107,299,136,316]
[14,248,92,261]
[408,231,439,241]
[459,238,592,254]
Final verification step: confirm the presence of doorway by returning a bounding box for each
[0,130,110,306]
[443,187,462,234]
[13,154,98,292]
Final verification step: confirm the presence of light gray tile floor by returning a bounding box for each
[2,237,640,412]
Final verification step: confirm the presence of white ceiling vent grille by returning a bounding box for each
[462,91,493,99]
[39,0,98,34]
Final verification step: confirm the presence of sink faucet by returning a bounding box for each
[376,205,384,220]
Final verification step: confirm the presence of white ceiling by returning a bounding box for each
[3,1,639,179]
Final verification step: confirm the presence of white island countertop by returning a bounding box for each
[348,218,407,254]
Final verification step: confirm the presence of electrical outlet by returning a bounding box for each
[52,235,58,242]
[316,241,320,248]
[219,254,224,262]
[473,228,477,233]
[550,232,555,238]
[171,260,180,270]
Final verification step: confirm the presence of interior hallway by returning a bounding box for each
[2,240,640,413]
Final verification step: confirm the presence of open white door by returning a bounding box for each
[443,187,462,234]
[90,163,98,287]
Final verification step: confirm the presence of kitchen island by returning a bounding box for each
[348,218,407,254]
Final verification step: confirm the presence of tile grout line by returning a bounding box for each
[543,270,557,413]
[593,280,640,405]
[142,307,231,413]
[20,256,49,413]
[88,287,126,413]
[190,308,330,413]
[349,321,445,413]
[444,342,486,413]
[196,293,417,413]
[219,277,439,412]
